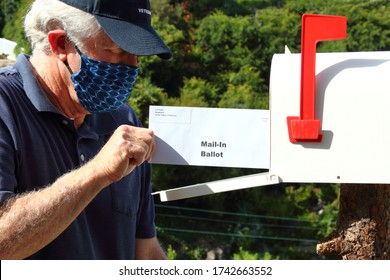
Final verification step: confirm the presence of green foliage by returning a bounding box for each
[232,247,260,260]
[186,246,206,260]
[232,247,277,260]
[157,224,210,259]
[127,77,169,125]
[218,65,268,109]
[194,7,300,107]
[179,0,286,18]
[166,244,178,260]
[167,77,219,107]
[284,0,390,52]
[285,184,340,237]
[138,16,188,96]
[196,12,252,71]
[0,0,21,34]
[342,1,390,52]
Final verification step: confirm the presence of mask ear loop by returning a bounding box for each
[74,46,82,56]
[63,45,82,75]
[63,60,74,75]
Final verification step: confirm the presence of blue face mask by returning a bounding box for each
[65,51,139,113]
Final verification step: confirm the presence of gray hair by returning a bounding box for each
[24,0,101,54]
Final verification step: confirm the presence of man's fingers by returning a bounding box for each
[94,125,155,183]
[121,126,155,165]
[127,143,148,166]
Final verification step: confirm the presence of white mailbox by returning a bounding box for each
[270,50,390,184]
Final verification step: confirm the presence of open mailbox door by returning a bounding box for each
[150,14,390,202]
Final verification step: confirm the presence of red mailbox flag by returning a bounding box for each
[287,14,347,143]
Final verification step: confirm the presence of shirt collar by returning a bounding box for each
[13,54,63,115]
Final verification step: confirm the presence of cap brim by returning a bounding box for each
[95,16,172,60]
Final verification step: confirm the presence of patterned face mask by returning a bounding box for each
[65,49,139,113]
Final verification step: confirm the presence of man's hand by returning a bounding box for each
[93,125,155,184]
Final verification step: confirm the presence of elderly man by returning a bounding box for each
[0,0,172,259]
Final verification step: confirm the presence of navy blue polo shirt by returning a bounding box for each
[0,54,156,259]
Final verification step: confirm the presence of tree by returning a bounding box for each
[317,184,390,259]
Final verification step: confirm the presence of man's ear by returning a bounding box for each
[47,30,69,62]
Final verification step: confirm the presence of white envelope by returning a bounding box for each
[148,106,270,169]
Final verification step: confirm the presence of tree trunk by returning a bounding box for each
[317,184,390,260]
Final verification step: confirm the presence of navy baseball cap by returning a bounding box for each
[59,0,172,59]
